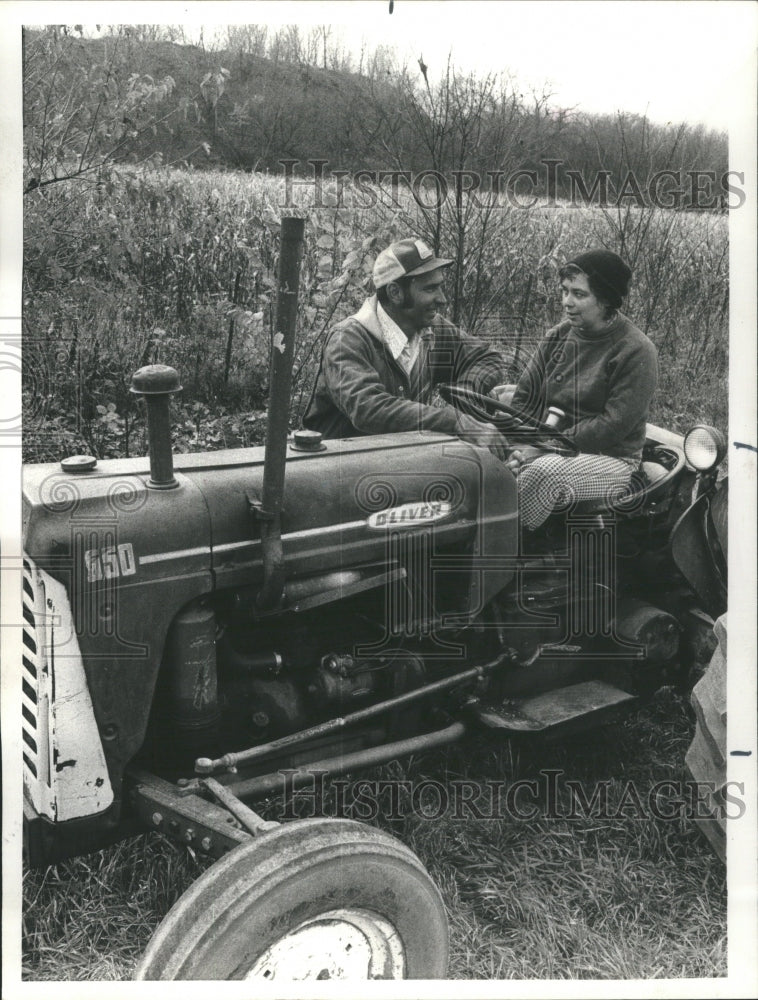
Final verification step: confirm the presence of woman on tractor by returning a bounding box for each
[507,249,658,530]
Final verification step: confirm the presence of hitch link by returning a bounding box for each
[201,777,279,837]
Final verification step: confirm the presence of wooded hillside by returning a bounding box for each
[23,24,728,202]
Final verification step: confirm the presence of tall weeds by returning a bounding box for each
[23,165,728,462]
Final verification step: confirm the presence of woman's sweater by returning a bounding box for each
[510,314,658,460]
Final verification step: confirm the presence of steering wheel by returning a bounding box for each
[439,384,579,456]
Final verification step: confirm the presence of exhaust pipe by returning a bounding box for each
[129,364,182,489]
[254,216,306,611]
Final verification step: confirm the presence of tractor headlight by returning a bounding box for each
[683,425,727,471]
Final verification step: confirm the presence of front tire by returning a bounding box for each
[134,817,449,980]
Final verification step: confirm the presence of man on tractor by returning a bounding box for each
[303,237,510,459]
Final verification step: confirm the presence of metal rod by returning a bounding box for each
[195,652,510,775]
[257,216,305,611]
[201,777,279,836]
[225,722,467,800]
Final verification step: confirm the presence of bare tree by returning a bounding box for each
[23,25,177,194]
[367,56,544,329]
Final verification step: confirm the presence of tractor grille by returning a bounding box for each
[22,558,51,793]
[21,555,113,823]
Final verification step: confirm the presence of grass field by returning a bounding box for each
[22,687,726,981]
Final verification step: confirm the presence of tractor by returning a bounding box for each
[21,219,728,979]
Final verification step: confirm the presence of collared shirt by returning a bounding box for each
[376,302,424,376]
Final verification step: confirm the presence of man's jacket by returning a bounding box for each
[303,296,505,439]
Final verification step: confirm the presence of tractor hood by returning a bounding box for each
[188,431,516,591]
[23,431,517,596]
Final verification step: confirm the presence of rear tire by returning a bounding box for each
[685,614,727,862]
[134,817,449,980]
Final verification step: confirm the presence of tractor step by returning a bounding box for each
[472,680,637,735]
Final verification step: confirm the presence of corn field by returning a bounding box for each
[23,166,728,463]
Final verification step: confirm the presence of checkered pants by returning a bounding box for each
[517,453,638,530]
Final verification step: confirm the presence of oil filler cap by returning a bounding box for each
[290,429,326,453]
[61,454,97,473]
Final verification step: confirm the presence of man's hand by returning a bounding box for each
[489,384,516,406]
[454,412,509,460]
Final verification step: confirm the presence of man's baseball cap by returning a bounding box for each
[372,238,454,289]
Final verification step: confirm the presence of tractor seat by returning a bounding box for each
[569,446,685,517]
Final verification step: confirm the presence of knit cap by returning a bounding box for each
[566,250,632,308]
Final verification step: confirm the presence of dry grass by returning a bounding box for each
[22,688,726,981]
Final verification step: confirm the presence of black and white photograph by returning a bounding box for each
[1,0,756,993]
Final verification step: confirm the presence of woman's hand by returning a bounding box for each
[505,445,545,472]
[454,412,510,460]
